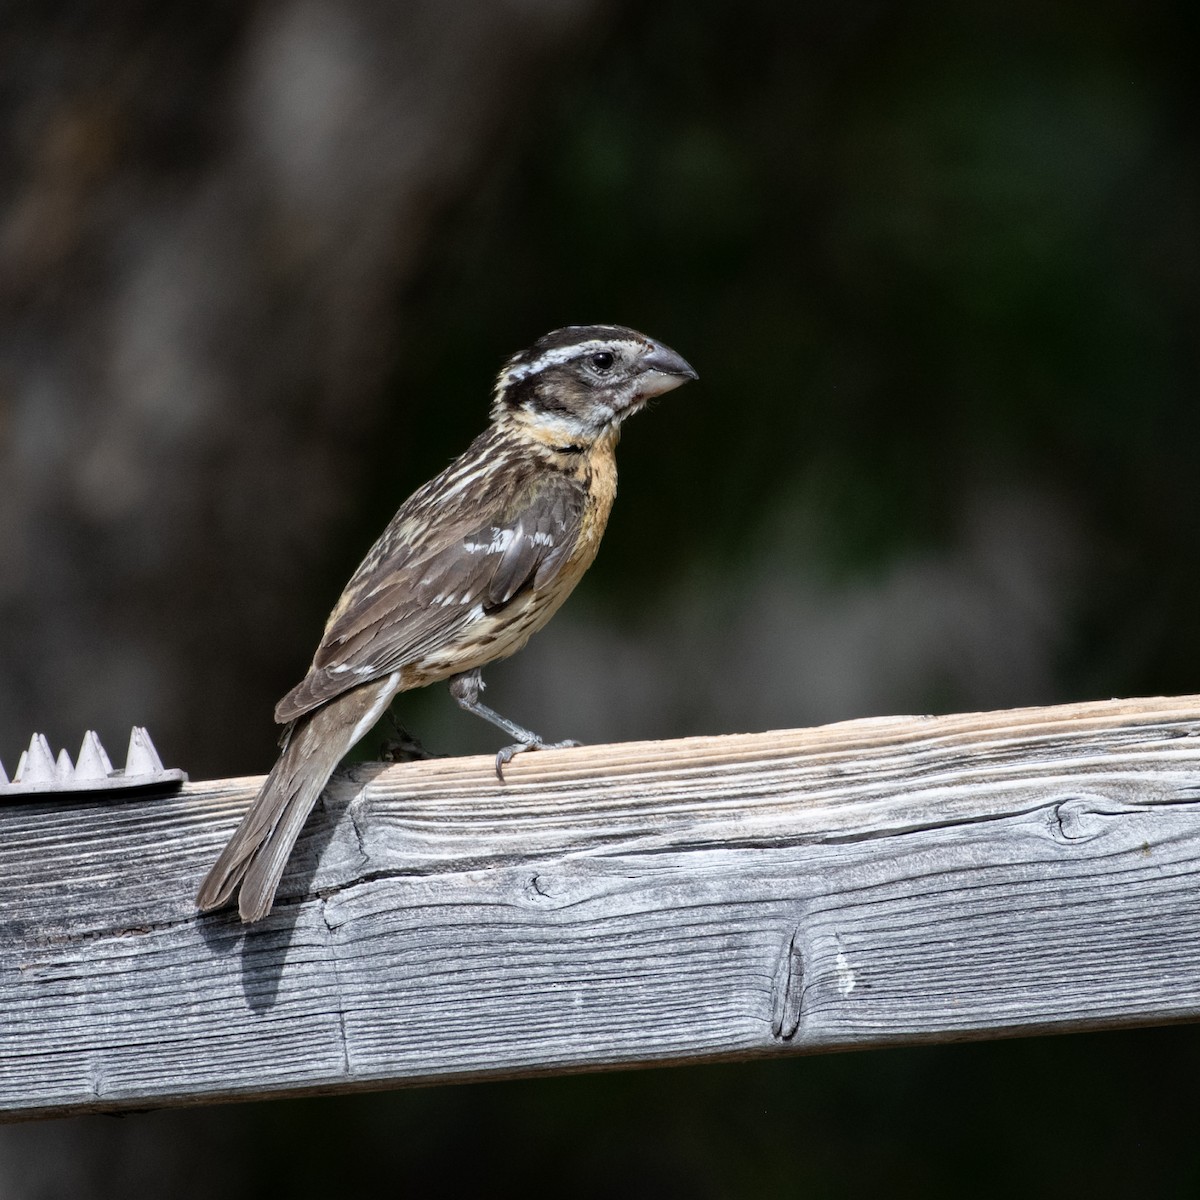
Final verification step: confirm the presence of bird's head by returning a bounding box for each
[492,325,697,448]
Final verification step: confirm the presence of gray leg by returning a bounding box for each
[448,669,580,780]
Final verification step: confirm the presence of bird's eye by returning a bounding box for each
[589,350,615,372]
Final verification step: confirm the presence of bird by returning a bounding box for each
[196,324,697,922]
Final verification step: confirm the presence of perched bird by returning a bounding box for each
[196,324,697,922]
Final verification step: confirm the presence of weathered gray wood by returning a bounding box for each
[4,695,1200,1120]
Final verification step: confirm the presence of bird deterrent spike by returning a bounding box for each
[75,731,113,781]
[21,734,58,784]
[1,728,186,796]
[124,726,165,777]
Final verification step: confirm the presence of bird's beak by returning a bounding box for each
[638,340,698,398]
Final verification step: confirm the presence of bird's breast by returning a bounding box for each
[402,439,619,687]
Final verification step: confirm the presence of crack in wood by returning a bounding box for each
[770,927,805,1041]
[320,898,353,1079]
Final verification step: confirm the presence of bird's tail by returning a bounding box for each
[195,677,397,922]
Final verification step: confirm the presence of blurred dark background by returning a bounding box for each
[2,0,1199,1194]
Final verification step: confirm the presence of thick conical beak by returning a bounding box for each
[638,339,698,398]
[643,340,697,380]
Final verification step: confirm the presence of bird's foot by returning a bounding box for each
[494,738,581,782]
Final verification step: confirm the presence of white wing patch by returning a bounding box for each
[463,528,516,555]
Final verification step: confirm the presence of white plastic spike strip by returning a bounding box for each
[0,728,186,798]
[22,735,57,784]
[75,731,113,780]
[125,726,165,776]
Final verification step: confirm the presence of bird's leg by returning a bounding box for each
[448,669,580,781]
[380,707,438,762]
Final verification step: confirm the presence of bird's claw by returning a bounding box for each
[494,738,582,782]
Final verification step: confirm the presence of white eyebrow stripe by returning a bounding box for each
[501,338,642,384]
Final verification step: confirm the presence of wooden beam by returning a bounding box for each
[3,695,1200,1120]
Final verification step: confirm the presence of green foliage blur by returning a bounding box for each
[345,0,1200,745]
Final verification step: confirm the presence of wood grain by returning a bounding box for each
[4,695,1200,1120]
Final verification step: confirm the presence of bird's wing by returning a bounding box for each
[274,464,585,724]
